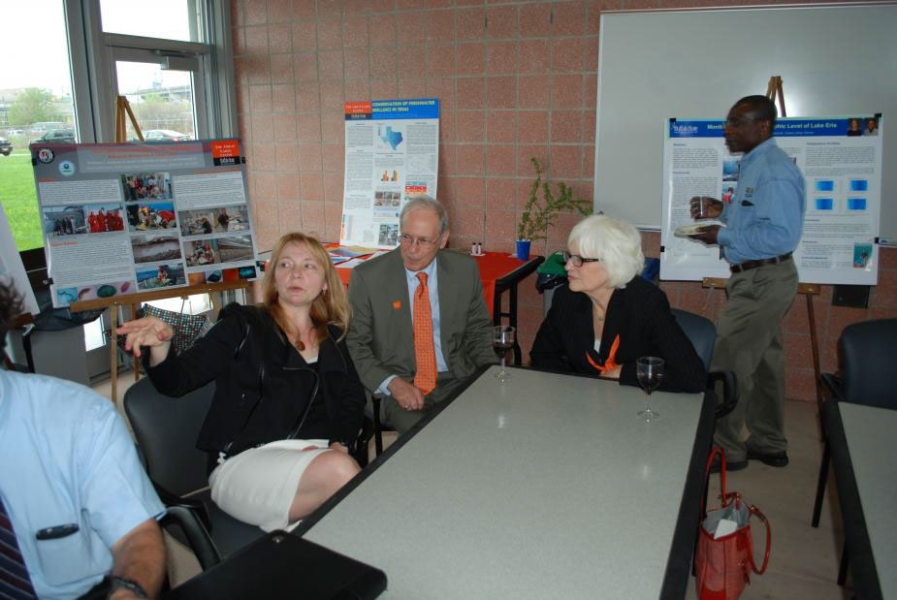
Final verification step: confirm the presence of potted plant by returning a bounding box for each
[516,157,591,260]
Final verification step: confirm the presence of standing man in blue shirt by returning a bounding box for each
[690,95,806,471]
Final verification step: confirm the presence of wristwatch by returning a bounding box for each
[108,575,149,599]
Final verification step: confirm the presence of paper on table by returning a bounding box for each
[330,245,377,258]
[336,250,389,270]
[337,258,365,270]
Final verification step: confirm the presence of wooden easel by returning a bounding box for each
[70,280,251,404]
[702,75,823,403]
[115,96,144,143]
[766,75,786,120]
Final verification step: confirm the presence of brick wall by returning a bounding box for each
[231,0,896,401]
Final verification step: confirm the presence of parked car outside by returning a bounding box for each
[0,136,12,156]
[37,129,76,144]
[30,121,65,134]
[144,129,191,142]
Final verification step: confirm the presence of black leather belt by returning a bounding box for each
[730,252,792,274]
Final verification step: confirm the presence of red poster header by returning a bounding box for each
[345,101,372,115]
[211,140,240,158]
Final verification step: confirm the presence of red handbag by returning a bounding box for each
[695,447,771,600]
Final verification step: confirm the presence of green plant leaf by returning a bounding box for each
[517,157,592,242]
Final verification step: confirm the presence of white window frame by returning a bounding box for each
[65,0,236,144]
[103,44,209,140]
[58,0,238,376]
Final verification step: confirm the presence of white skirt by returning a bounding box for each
[209,439,330,532]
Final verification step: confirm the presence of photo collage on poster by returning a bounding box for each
[30,140,259,307]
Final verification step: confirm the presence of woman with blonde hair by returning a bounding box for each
[531,215,706,392]
[118,232,364,531]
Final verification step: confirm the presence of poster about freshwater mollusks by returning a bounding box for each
[30,139,260,307]
[660,115,883,285]
[340,98,439,249]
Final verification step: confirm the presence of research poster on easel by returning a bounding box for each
[30,139,260,308]
[660,116,883,285]
[340,98,439,249]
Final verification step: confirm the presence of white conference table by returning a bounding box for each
[824,400,897,600]
[296,366,714,599]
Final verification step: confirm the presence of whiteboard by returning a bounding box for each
[594,3,897,244]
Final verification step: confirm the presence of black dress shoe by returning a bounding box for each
[746,449,789,467]
[709,454,748,474]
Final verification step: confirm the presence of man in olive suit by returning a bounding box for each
[347,196,496,434]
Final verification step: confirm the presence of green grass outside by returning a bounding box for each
[0,151,43,251]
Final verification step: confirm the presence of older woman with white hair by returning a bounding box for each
[531,215,706,392]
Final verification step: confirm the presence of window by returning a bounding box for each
[0,1,237,378]
[0,1,75,252]
[99,0,199,42]
[1,0,236,253]
[115,58,200,142]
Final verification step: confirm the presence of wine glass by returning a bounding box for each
[636,356,664,421]
[492,326,516,381]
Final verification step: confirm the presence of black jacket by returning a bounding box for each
[530,277,706,393]
[147,303,365,458]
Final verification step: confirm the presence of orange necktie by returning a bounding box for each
[413,272,438,396]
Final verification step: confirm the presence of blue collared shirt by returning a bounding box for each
[377,257,448,396]
[717,137,806,264]
[0,370,165,600]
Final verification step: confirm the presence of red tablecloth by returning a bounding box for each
[335,250,526,317]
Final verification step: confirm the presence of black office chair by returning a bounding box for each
[124,378,263,570]
[814,318,897,525]
[811,318,897,585]
[125,377,374,570]
[671,308,738,419]
[671,309,715,367]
